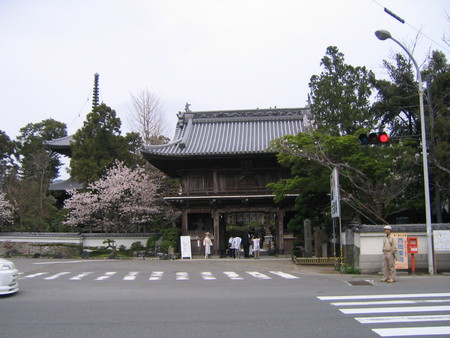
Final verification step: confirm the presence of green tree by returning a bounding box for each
[3,176,65,231]
[16,119,67,181]
[373,53,420,136]
[70,103,143,184]
[308,46,376,136]
[423,50,450,222]
[0,130,17,187]
[270,131,421,225]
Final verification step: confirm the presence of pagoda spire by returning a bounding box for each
[92,73,100,110]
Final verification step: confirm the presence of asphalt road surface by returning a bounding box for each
[1,258,449,338]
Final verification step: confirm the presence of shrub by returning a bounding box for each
[130,241,144,250]
[146,235,160,249]
[340,264,361,274]
[159,228,180,253]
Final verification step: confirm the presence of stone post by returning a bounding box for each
[304,219,312,257]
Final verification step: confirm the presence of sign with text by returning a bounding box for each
[433,230,450,252]
[330,168,341,218]
[394,233,408,269]
[180,236,192,259]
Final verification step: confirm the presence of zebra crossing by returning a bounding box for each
[20,270,299,282]
[318,292,450,337]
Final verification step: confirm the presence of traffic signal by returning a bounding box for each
[359,132,389,145]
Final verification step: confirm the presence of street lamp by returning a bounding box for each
[375,29,434,274]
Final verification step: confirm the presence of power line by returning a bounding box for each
[371,0,450,53]
[67,94,90,130]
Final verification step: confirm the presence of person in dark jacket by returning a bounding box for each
[242,233,250,258]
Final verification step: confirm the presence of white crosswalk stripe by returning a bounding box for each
[20,270,299,282]
[123,271,140,280]
[373,326,450,337]
[200,272,216,280]
[70,272,94,280]
[223,271,243,280]
[95,272,117,281]
[149,271,164,281]
[44,272,70,280]
[246,271,271,279]
[269,271,299,279]
[22,272,49,279]
[318,292,450,337]
[176,272,189,281]
[355,314,450,324]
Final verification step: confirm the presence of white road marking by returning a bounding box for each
[149,271,164,280]
[223,271,243,280]
[372,326,450,337]
[95,272,117,281]
[200,272,216,280]
[356,314,450,324]
[246,271,271,280]
[123,272,140,281]
[332,299,450,306]
[318,293,450,301]
[22,272,49,279]
[70,272,94,280]
[269,271,299,279]
[44,272,71,280]
[340,305,450,315]
[176,272,189,281]
[33,260,113,265]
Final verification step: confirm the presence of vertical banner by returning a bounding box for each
[180,236,192,259]
[330,168,341,218]
[394,233,408,269]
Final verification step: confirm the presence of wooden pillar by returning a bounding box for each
[277,210,284,255]
[181,210,188,235]
[212,210,220,254]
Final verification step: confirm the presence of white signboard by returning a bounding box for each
[180,236,192,259]
[330,168,341,218]
[433,230,450,252]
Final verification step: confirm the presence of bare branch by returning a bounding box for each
[128,89,169,144]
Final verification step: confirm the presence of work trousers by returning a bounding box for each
[382,251,396,281]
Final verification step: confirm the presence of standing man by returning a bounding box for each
[233,236,242,259]
[381,225,398,283]
[228,236,234,258]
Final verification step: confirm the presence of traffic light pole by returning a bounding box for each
[375,30,434,275]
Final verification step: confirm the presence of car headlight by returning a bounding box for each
[0,263,12,270]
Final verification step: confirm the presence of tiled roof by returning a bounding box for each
[48,178,84,191]
[354,223,450,233]
[44,135,73,147]
[141,107,311,159]
[44,136,73,156]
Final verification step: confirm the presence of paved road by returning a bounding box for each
[1,258,449,338]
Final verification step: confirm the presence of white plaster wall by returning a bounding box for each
[82,238,147,249]
[359,232,428,255]
[0,235,150,249]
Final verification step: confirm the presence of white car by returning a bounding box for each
[0,258,19,295]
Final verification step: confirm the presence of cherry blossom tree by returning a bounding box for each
[64,161,162,233]
[0,191,14,226]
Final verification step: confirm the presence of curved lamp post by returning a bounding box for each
[375,29,434,275]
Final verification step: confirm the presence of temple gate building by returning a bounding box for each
[141,107,313,256]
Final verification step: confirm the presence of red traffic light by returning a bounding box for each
[379,132,389,143]
[359,132,389,145]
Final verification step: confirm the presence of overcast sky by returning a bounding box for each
[1,0,449,143]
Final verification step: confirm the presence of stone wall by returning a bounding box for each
[1,241,81,258]
[0,232,158,258]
